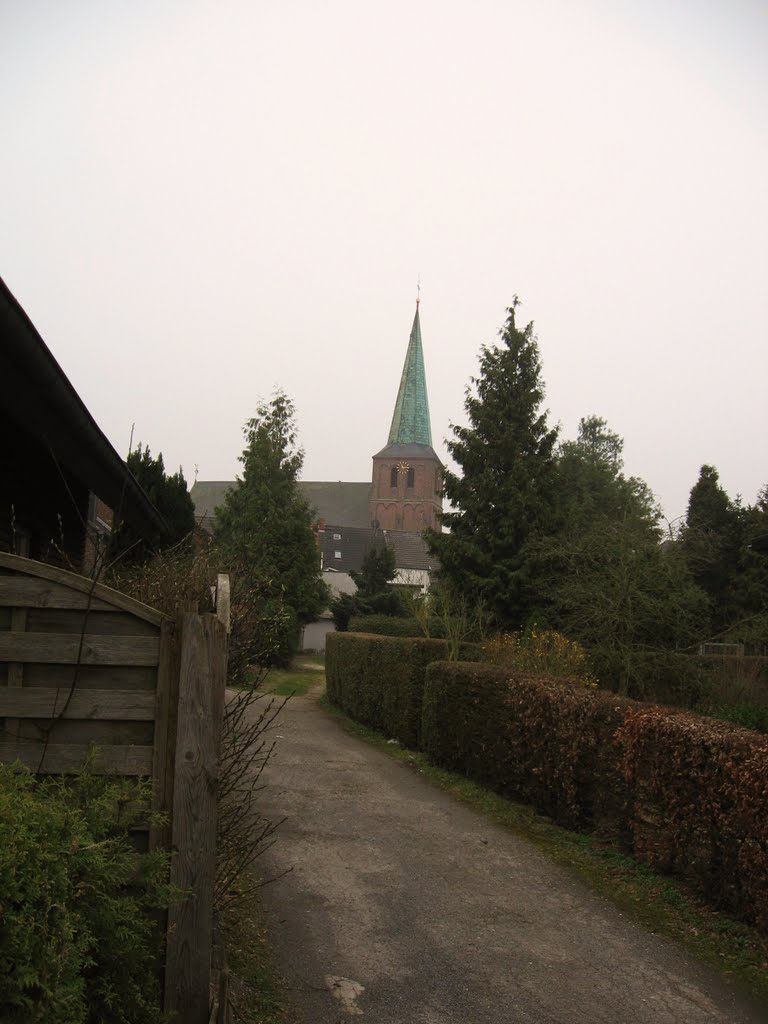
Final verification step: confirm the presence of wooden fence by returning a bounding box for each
[0,552,230,1024]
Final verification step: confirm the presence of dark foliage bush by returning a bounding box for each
[331,592,408,632]
[326,632,479,747]
[0,767,173,1023]
[591,649,708,704]
[593,650,768,714]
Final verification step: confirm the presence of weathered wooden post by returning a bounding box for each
[215,574,231,635]
[163,611,228,1023]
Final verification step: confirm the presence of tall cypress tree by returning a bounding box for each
[427,300,559,627]
[681,465,740,631]
[213,391,328,663]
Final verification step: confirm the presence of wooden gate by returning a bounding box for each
[0,552,229,1024]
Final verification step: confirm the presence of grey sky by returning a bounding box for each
[3,0,766,524]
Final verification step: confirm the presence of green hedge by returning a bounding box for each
[346,614,472,640]
[0,767,172,1023]
[326,632,479,747]
[347,614,424,637]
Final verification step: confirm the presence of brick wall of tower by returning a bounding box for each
[369,455,442,531]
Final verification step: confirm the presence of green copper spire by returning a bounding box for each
[387,302,433,446]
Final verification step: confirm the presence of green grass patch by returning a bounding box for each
[249,657,325,697]
[318,692,768,1006]
[294,653,325,670]
[222,884,297,1024]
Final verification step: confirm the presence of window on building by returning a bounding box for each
[390,466,398,488]
[13,527,31,558]
[333,533,341,540]
[334,550,342,559]
[406,467,415,489]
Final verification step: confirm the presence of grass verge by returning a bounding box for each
[221,661,325,1021]
[318,692,768,1006]
[222,883,296,1024]
[249,656,325,697]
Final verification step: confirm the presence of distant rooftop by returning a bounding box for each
[190,479,372,532]
[320,524,435,573]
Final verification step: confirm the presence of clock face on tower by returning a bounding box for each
[397,461,411,474]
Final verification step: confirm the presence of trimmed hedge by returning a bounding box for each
[347,615,424,638]
[328,632,768,931]
[421,662,635,840]
[616,707,768,930]
[346,614,470,640]
[422,660,768,932]
[326,632,479,747]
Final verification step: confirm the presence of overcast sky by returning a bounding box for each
[3,0,766,524]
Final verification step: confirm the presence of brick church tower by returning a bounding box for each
[369,302,443,531]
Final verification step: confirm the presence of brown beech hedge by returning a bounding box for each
[616,707,768,930]
[422,660,768,932]
[326,633,768,931]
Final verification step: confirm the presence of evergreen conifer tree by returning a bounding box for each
[213,392,328,663]
[681,465,741,631]
[350,542,397,598]
[427,300,558,627]
[110,445,195,565]
[555,415,658,532]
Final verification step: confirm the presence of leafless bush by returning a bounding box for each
[108,542,292,915]
[215,686,288,914]
[105,540,216,615]
[107,542,291,685]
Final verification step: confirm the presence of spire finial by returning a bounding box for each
[416,274,421,308]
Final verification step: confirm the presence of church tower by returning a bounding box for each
[369,302,443,531]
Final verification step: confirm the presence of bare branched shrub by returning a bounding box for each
[107,541,291,684]
[432,589,489,659]
[108,542,292,913]
[215,688,288,914]
[106,540,216,615]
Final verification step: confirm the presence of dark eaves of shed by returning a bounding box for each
[0,276,166,538]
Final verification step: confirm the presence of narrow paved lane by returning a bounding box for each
[256,689,764,1024]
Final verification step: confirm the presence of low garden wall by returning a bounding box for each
[326,633,768,934]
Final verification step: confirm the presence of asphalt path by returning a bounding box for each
[255,687,766,1024]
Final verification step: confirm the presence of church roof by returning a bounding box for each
[190,479,372,532]
[297,481,371,528]
[387,304,433,447]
